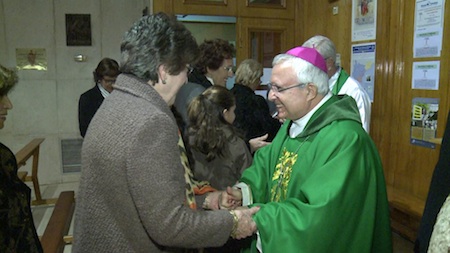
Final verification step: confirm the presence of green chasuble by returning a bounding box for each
[240,95,392,253]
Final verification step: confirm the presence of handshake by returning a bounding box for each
[204,187,259,240]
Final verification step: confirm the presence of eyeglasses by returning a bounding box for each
[267,82,307,93]
[223,66,234,73]
[186,64,194,74]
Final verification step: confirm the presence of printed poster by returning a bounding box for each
[412,61,440,90]
[351,43,376,101]
[413,0,445,58]
[411,97,439,148]
[352,0,377,41]
[16,48,47,71]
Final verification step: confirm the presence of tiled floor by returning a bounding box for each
[31,182,415,253]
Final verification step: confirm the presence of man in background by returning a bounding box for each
[302,35,372,132]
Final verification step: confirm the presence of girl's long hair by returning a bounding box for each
[187,86,236,162]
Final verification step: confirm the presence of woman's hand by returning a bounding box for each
[203,187,243,210]
[231,206,260,239]
[249,134,270,153]
[219,186,243,210]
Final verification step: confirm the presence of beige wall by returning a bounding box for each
[0,0,150,184]
[183,22,236,45]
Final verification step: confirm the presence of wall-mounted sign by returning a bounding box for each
[413,0,444,58]
[351,42,376,101]
[351,0,377,42]
[412,61,440,90]
[65,14,92,46]
[16,48,47,71]
[411,97,439,149]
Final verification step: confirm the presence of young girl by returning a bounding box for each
[187,86,252,190]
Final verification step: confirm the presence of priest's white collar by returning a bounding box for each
[289,92,333,138]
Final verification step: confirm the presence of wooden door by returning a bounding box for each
[237,17,295,65]
[237,0,294,19]
[173,0,237,16]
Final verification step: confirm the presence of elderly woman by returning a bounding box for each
[0,65,43,252]
[230,59,281,152]
[73,13,259,253]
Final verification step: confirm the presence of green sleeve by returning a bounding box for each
[240,121,290,204]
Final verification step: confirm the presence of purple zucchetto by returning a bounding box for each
[286,46,327,74]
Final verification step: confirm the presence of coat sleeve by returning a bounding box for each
[125,113,234,248]
[231,137,253,178]
[78,94,91,137]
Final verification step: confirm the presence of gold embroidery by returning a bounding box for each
[270,136,310,202]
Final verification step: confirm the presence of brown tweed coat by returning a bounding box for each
[73,74,233,253]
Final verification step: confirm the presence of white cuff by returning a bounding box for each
[233,182,252,206]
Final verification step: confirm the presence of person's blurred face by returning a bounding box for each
[207,58,233,87]
[267,63,310,121]
[250,75,263,90]
[0,95,13,129]
[223,104,236,124]
[100,75,117,93]
[164,65,191,106]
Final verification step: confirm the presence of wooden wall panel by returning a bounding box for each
[173,0,237,16]
[371,0,396,188]
[153,0,174,15]
[389,0,449,200]
[444,3,450,115]
[296,0,353,71]
[237,0,295,19]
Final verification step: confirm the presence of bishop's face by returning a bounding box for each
[268,63,311,121]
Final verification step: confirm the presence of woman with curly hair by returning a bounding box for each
[175,38,235,133]
[189,38,235,88]
[187,86,252,191]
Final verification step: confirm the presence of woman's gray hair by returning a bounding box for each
[302,35,337,67]
[0,64,18,96]
[272,54,329,95]
[120,12,199,83]
[235,59,262,87]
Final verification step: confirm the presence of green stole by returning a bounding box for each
[332,69,350,95]
[270,135,310,202]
